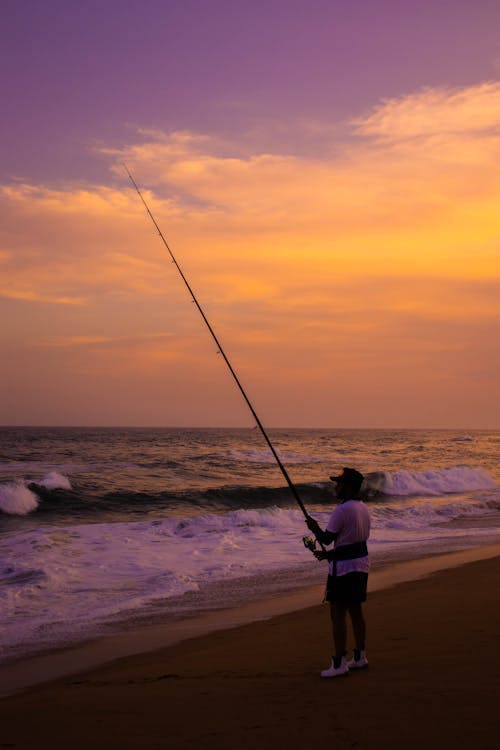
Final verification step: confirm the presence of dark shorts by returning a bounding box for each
[325,572,368,604]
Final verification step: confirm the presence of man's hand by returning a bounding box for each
[306,515,321,535]
[313,550,328,562]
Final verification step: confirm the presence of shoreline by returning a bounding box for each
[2,542,500,698]
[1,549,499,750]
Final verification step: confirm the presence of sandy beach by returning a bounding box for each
[1,550,499,750]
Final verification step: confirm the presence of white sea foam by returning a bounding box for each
[0,473,72,516]
[1,485,499,661]
[37,471,72,490]
[373,466,496,496]
[0,483,39,515]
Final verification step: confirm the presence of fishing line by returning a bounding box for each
[124,164,322,539]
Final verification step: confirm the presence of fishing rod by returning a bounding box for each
[124,164,323,544]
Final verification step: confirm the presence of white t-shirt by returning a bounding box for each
[326,499,371,577]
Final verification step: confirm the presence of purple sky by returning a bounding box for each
[2,0,499,182]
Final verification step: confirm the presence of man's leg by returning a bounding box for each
[348,602,366,651]
[321,602,349,676]
[330,603,348,658]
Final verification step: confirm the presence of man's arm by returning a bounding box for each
[306,516,338,545]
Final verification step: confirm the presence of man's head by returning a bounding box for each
[330,467,364,499]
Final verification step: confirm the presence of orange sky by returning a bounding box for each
[2,74,499,426]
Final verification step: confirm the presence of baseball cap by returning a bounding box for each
[329,467,364,487]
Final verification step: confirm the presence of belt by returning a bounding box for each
[331,541,368,561]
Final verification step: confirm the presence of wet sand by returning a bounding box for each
[1,551,499,749]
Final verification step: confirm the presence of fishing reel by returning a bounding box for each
[303,535,329,562]
[302,535,317,553]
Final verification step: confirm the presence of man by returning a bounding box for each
[306,467,370,678]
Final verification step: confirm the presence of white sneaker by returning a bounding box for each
[320,656,349,678]
[346,649,368,669]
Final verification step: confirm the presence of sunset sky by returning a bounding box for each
[1,0,499,428]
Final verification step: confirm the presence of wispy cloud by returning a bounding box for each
[353,81,500,139]
[0,288,86,305]
[38,332,174,348]
[1,81,499,426]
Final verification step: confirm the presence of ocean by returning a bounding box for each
[1,426,499,663]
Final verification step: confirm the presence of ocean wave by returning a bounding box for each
[365,466,497,497]
[0,473,72,516]
[1,464,497,520]
[1,487,499,661]
[0,476,336,520]
[36,471,72,490]
[0,482,39,515]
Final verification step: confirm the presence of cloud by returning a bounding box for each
[1,80,499,426]
[38,332,174,348]
[2,81,500,326]
[0,183,140,216]
[0,288,85,305]
[353,81,500,140]
[95,85,500,265]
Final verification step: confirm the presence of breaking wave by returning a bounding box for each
[0,472,72,516]
[365,466,497,497]
[0,483,39,515]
